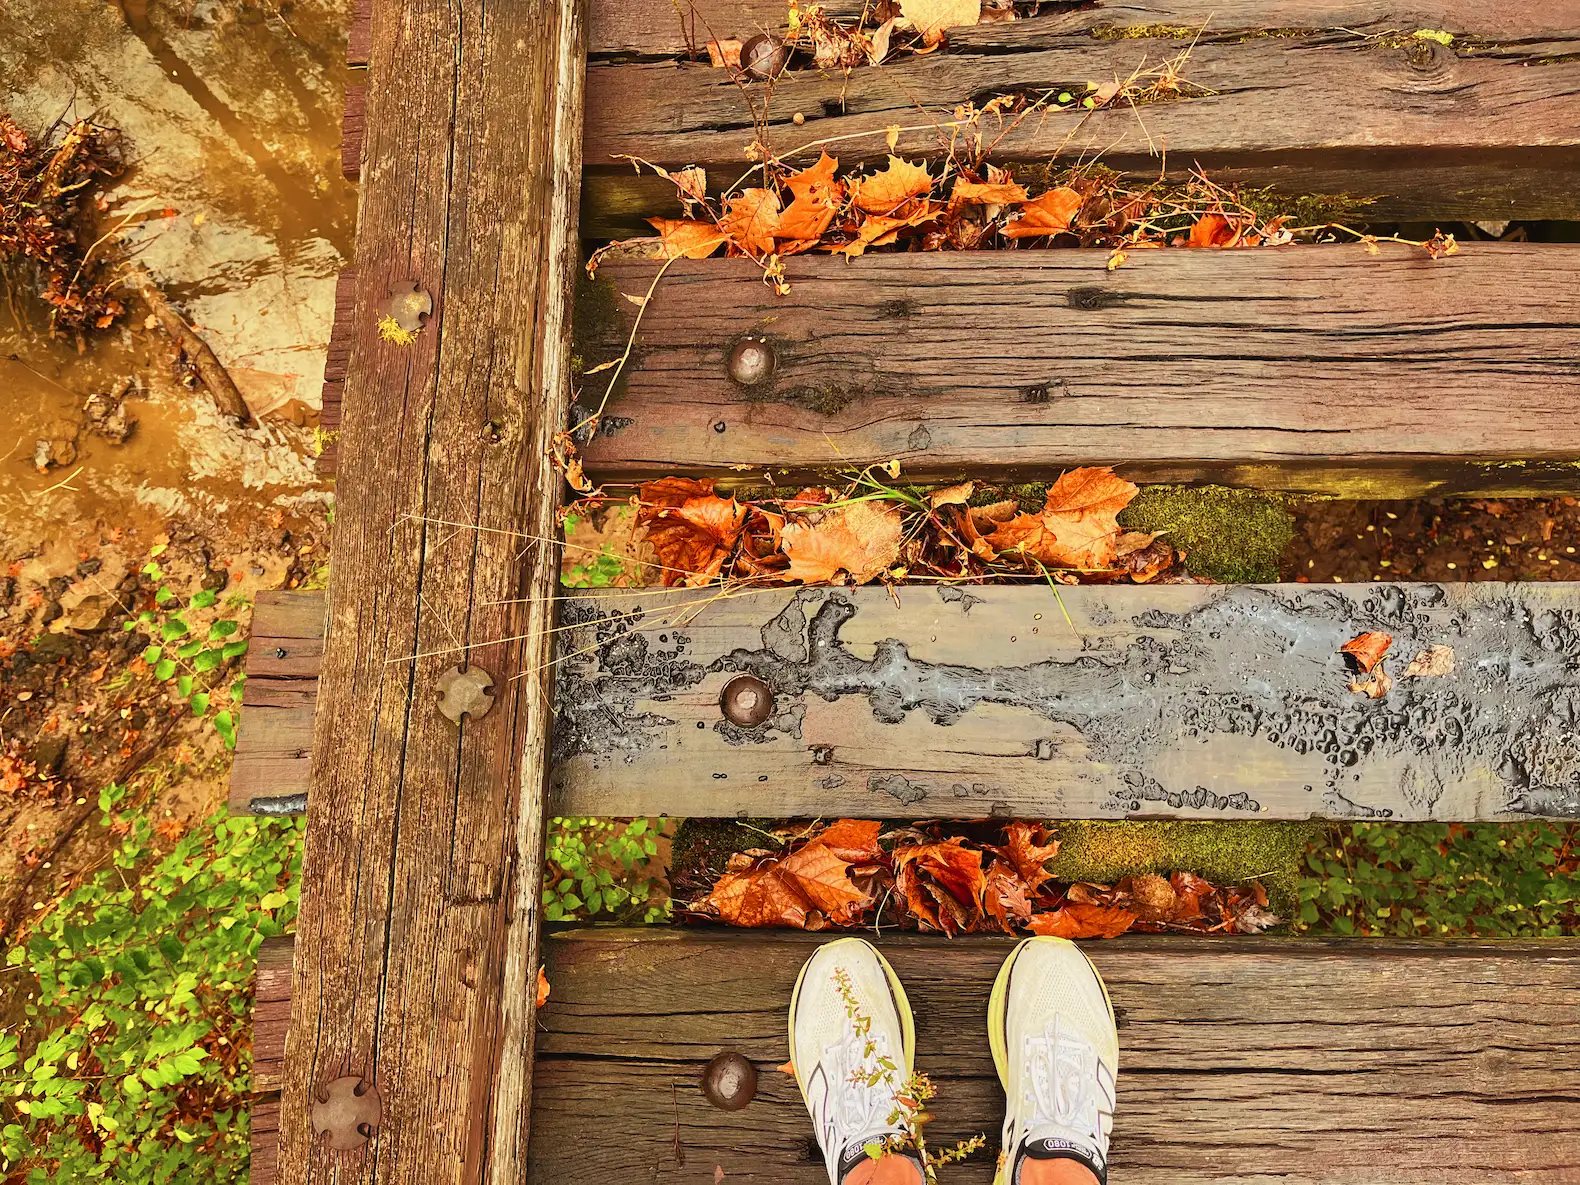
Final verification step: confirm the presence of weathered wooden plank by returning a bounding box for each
[253,934,293,1093]
[276,0,587,1181]
[341,82,365,183]
[253,929,1580,1185]
[315,268,354,476]
[578,246,1580,496]
[552,582,1580,821]
[229,591,325,816]
[347,0,372,69]
[576,4,1580,229]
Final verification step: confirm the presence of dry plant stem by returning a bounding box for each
[572,254,678,437]
[122,265,253,425]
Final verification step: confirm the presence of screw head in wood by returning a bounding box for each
[436,664,495,723]
[720,674,774,727]
[311,1075,381,1151]
[382,281,432,334]
[701,1051,757,1110]
[726,338,775,387]
[739,34,789,81]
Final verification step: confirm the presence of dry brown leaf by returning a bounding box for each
[777,841,872,922]
[985,466,1138,569]
[647,217,726,260]
[834,202,942,256]
[894,839,987,935]
[1340,631,1393,673]
[637,477,749,586]
[928,481,975,508]
[535,966,551,1008]
[1348,667,1393,699]
[811,818,885,865]
[1003,187,1082,239]
[948,178,1028,212]
[781,499,904,583]
[706,39,743,68]
[1025,902,1136,940]
[984,859,1033,933]
[720,188,783,256]
[1129,873,1177,921]
[998,822,1060,894]
[1404,644,1455,677]
[896,0,982,44]
[851,156,935,214]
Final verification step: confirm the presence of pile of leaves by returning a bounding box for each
[0,117,126,335]
[599,464,1191,589]
[683,818,1281,937]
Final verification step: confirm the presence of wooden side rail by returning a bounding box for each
[251,929,1580,1184]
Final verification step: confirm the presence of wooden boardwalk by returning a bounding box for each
[252,930,1580,1184]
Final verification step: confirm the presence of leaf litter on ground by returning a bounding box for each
[685,819,1282,938]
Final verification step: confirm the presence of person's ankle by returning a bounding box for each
[842,1150,925,1185]
[1017,1156,1100,1185]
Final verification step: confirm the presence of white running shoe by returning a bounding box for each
[988,937,1119,1185]
[789,938,918,1185]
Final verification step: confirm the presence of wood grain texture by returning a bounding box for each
[578,245,1580,495]
[552,582,1580,821]
[579,4,1580,228]
[251,929,1580,1185]
[275,0,586,1182]
[341,82,365,183]
[315,269,354,476]
[228,591,324,816]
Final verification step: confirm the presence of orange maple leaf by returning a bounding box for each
[636,477,749,586]
[1025,902,1137,939]
[893,839,987,936]
[696,822,873,928]
[984,859,1034,933]
[833,202,941,257]
[720,188,783,256]
[647,217,726,259]
[780,500,903,584]
[536,966,551,1008]
[850,156,934,214]
[1003,187,1083,239]
[984,466,1138,570]
[998,822,1060,894]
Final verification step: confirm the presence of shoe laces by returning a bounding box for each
[806,1023,903,1182]
[1013,1016,1110,1157]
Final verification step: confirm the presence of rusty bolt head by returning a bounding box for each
[721,674,774,727]
[701,1051,757,1111]
[740,34,790,81]
[726,338,775,387]
[311,1075,381,1151]
[383,281,432,334]
[437,665,495,723]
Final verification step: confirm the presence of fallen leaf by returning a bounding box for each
[695,822,873,927]
[536,966,551,1008]
[1129,872,1176,921]
[893,839,987,935]
[895,0,982,45]
[1187,212,1237,247]
[1340,631,1393,673]
[851,156,934,214]
[1404,644,1455,678]
[948,178,1028,213]
[720,188,783,256]
[647,217,725,260]
[834,202,941,256]
[984,466,1138,569]
[928,481,974,508]
[1026,902,1136,939]
[706,38,743,68]
[637,477,749,586]
[997,822,1060,894]
[1169,871,1215,922]
[984,859,1033,932]
[775,1060,795,1075]
[1227,902,1283,934]
[812,818,885,864]
[777,155,843,244]
[1003,187,1082,239]
[781,500,904,583]
[1348,667,1393,699]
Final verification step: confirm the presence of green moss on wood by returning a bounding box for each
[1119,484,1296,583]
[1049,819,1321,914]
[1091,24,1199,40]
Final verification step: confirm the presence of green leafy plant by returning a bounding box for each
[123,563,248,748]
[543,817,668,923]
[560,513,628,588]
[0,783,303,1183]
[1297,822,1580,937]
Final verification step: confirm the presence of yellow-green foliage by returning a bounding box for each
[1119,484,1296,583]
[1090,24,1199,40]
[1050,819,1321,911]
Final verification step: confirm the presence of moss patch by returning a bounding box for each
[1237,186,1375,228]
[1119,484,1295,583]
[1050,819,1320,914]
[1091,24,1199,40]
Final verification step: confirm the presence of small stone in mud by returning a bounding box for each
[84,382,137,443]
[31,736,67,778]
[33,428,78,471]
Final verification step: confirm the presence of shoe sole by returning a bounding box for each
[787,937,917,1117]
[987,937,1116,1185]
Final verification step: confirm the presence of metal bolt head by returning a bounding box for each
[701,1051,757,1110]
[437,665,495,723]
[740,34,789,81]
[311,1075,381,1151]
[720,674,774,727]
[726,338,775,387]
[383,281,432,334]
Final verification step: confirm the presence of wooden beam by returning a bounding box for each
[234,582,1580,821]
[314,269,354,477]
[577,245,1580,496]
[230,591,324,815]
[332,3,1580,227]
[275,0,586,1183]
[251,929,1580,1185]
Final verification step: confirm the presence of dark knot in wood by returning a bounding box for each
[701,1052,757,1110]
[1066,286,1121,310]
[311,1075,381,1151]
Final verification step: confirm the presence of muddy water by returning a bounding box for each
[0,0,356,554]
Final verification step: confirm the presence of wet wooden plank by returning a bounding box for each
[252,929,1580,1185]
[341,82,365,183]
[578,245,1580,496]
[347,0,372,69]
[228,591,324,816]
[275,0,588,1179]
[552,582,1580,821]
[314,269,354,476]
